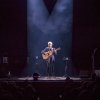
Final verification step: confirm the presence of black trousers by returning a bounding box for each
[46,59,55,76]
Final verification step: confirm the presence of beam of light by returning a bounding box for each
[27,0,49,32]
[24,0,50,76]
[43,0,73,34]
[23,0,73,76]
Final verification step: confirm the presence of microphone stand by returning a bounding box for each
[63,57,70,77]
[35,56,40,74]
[91,48,97,78]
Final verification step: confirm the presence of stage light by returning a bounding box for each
[33,72,40,81]
[65,76,70,80]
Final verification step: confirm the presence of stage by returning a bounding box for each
[18,76,81,81]
[0,76,90,82]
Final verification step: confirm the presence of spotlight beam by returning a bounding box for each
[26,0,73,76]
[43,0,73,34]
[28,0,72,35]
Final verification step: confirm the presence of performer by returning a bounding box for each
[41,41,60,77]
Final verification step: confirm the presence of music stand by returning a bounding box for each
[34,56,40,76]
[63,57,70,77]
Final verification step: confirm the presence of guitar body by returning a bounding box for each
[42,48,61,60]
[42,51,53,60]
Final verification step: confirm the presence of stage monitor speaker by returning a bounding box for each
[33,72,40,80]
[79,70,91,78]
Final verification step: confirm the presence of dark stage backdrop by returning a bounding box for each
[0,0,100,77]
[0,0,27,77]
[72,0,100,72]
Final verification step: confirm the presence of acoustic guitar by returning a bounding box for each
[42,48,61,60]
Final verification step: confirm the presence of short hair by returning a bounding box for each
[48,41,53,45]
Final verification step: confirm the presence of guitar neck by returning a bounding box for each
[55,48,61,51]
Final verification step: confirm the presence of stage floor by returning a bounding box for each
[18,76,81,81]
[0,76,82,82]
